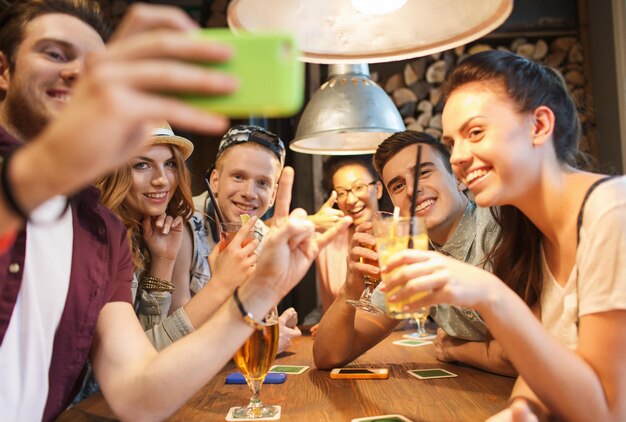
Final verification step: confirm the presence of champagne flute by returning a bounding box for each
[345,212,391,315]
[232,306,280,419]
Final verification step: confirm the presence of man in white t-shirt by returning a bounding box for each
[0,2,350,420]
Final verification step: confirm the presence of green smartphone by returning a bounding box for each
[182,29,304,118]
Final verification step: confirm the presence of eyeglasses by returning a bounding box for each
[335,182,376,202]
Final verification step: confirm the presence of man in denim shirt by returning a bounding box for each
[314,131,516,377]
[187,125,301,353]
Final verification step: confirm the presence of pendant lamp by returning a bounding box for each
[290,63,404,155]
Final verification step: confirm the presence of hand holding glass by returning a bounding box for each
[373,214,430,320]
[345,212,390,315]
[219,221,257,251]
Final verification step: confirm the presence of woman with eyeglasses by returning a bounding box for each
[310,156,386,331]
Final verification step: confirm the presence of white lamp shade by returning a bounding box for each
[228,0,513,64]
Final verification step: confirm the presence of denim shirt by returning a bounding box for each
[188,210,216,295]
[373,201,499,341]
[135,194,268,340]
[188,194,268,295]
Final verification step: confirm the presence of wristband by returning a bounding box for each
[0,153,70,225]
[233,287,267,330]
[1,153,30,221]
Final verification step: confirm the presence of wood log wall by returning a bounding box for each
[371,36,596,159]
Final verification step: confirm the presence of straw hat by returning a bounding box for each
[150,122,194,160]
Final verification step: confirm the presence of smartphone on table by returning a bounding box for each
[181,29,304,117]
[225,372,286,384]
[330,368,389,380]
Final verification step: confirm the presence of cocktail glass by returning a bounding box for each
[373,214,429,320]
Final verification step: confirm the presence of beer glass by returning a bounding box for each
[373,214,430,320]
[345,212,392,314]
[232,306,280,419]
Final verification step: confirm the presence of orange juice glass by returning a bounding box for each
[373,214,429,320]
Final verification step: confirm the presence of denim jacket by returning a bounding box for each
[373,202,499,341]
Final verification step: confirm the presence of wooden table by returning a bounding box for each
[59,330,514,421]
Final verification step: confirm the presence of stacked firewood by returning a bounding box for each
[373,37,595,157]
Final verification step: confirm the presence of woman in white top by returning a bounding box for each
[381,50,626,421]
[314,156,384,313]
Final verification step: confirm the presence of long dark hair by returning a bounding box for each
[443,50,584,307]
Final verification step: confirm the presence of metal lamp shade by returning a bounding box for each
[228,0,513,64]
[290,64,404,155]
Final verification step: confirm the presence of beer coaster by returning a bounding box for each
[392,339,432,347]
[402,333,436,341]
[269,364,309,375]
[407,368,458,379]
[225,405,281,421]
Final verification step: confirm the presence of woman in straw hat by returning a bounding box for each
[96,122,197,336]
[74,123,261,401]
[96,122,258,345]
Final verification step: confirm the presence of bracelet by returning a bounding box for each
[1,153,71,225]
[140,275,175,292]
[233,287,267,330]
[1,153,30,221]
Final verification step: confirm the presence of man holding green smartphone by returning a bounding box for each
[0,2,348,420]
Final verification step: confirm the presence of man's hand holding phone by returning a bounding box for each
[180,29,304,117]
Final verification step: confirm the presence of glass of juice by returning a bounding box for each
[372,213,430,320]
[232,306,280,419]
[345,211,393,315]
[219,221,257,251]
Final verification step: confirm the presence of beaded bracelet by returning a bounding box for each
[141,275,175,292]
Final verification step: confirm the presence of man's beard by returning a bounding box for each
[5,89,50,142]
